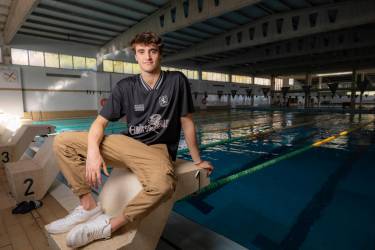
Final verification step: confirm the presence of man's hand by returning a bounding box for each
[85,152,110,188]
[196,161,214,177]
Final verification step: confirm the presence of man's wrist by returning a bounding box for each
[193,160,203,165]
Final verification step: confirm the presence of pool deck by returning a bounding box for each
[0,166,248,250]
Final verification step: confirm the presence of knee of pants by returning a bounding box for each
[145,176,176,201]
[53,132,75,152]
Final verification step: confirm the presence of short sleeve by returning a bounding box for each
[179,73,195,117]
[99,83,126,121]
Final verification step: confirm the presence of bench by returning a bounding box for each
[47,159,210,250]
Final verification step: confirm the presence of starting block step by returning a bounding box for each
[0,124,55,167]
[47,159,210,250]
[5,136,59,203]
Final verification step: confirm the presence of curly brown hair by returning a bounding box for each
[130,32,163,54]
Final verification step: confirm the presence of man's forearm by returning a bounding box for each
[182,119,201,163]
[87,119,105,155]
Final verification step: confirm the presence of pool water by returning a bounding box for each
[35,110,375,250]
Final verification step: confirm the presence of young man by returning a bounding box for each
[46,32,213,248]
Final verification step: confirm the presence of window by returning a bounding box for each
[232,75,252,84]
[289,78,294,86]
[28,50,44,67]
[11,48,28,65]
[202,71,207,80]
[45,52,59,68]
[275,78,283,90]
[73,56,86,69]
[254,77,271,86]
[194,71,199,79]
[132,63,141,74]
[202,71,229,82]
[161,66,198,80]
[59,54,73,69]
[86,58,97,71]
[113,61,124,73]
[103,60,114,72]
[187,70,197,79]
[11,47,97,71]
[124,62,133,74]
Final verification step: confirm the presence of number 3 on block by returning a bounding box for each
[1,151,10,163]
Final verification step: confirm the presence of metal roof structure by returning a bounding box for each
[2,0,375,76]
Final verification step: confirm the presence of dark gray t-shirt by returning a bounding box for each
[99,71,195,161]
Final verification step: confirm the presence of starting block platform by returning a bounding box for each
[5,136,59,203]
[0,124,55,167]
[47,159,210,250]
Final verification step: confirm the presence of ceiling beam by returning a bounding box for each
[231,47,375,75]
[34,5,125,31]
[164,0,375,63]
[256,3,274,15]
[235,10,254,21]
[202,25,375,69]
[23,22,112,41]
[64,0,148,20]
[278,0,293,10]
[18,29,103,45]
[27,14,119,36]
[99,0,262,56]
[3,0,40,44]
[39,0,136,26]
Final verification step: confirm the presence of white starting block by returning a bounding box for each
[5,136,59,203]
[0,124,55,168]
[48,159,210,250]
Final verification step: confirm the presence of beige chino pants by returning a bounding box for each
[53,131,177,223]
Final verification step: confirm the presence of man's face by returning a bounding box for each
[134,43,161,73]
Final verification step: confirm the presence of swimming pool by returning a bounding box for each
[35,110,375,250]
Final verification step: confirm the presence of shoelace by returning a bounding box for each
[63,207,85,222]
[85,219,108,240]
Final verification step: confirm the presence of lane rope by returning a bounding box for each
[181,119,374,200]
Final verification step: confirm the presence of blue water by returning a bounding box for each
[35,110,375,250]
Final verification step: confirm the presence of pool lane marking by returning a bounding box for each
[182,119,374,200]
[312,124,360,147]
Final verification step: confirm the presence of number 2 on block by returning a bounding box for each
[24,178,35,196]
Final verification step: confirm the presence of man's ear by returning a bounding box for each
[134,54,138,62]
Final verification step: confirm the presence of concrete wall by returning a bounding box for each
[21,66,98,112]
[0,66,24,116]
[0,64,274,118]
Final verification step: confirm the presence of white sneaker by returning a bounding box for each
[66,214,111,248]
[45,204,103,234]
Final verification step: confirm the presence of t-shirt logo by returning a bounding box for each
[128,114,169,135]
[159,95,169,107]
[134,104,145,112]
